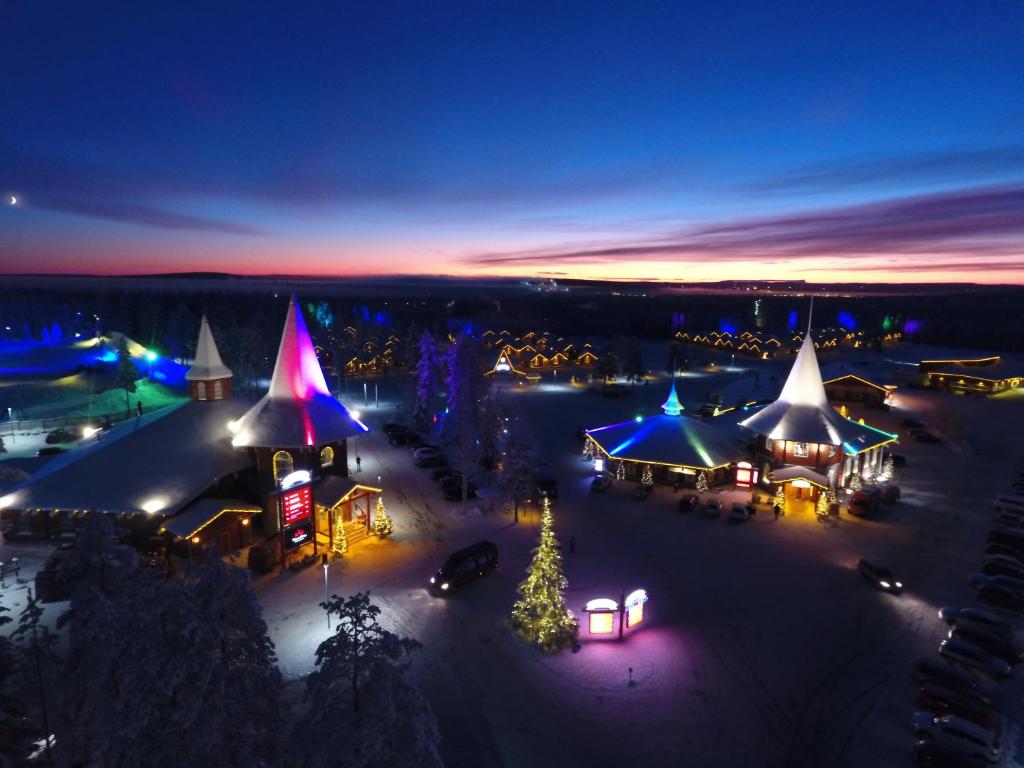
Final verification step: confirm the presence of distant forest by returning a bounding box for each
[2,283,1024,375]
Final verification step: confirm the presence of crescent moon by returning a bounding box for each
[9,196,16,206]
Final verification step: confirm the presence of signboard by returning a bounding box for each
[584,597,618,636]
[624,589,648,629]
[281,486,312,526]
[284,522,312,551]
[495,356,511,372]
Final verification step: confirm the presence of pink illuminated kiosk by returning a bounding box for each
[231,297,380,565]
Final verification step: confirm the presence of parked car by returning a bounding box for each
[916,683,1001,734]
[632,484,651,501]
[902,418,925,429]
[412,445,441,459]
[44,427,74,444]
[987,528,1024,552]
[938,638,1011,680]
[848,488,882,516]
[415,453,448,468]
[433,467,460,482]
[879,483,901,503]
[948,626,1023,666]
[728,503,750,522]
[977,585,1024,614]
[911,712,999,764]
[985,542,1024,561]
[678,493,699,512]
[911,659,997,704]
[703,500,722,518]
[992,511,1024,530]
[382,422,409,436]
[35,446,66,457]
[912,740,992,767]
[429,541,498,593]
[857,559,903,594]
[590,473,613,493]
[388,430,415,447]
[967,572,1024,597]
[939,608,1013,638]
[982,555,1024,580]
[891,453,907,467]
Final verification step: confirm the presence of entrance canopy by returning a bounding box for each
[769,465,830,490]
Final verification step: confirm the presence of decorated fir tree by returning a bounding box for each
[583,438,594,461]
[773,485,787,514]
[509,497,578,653]
[695,470,709,494]
[848,472,862,491]
[879,456,894,482]
[331,512,348,556]
[372,496,393,538]
[615,459,626,481]
[640,464,653,487]
[816,493,829,516]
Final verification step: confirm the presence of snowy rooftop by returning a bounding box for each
[0,399,254,516]
[161,497,261,540]
[231,297,368,449]
[739,333,866,445]
[587,413,746,470]
[185,315,232,381]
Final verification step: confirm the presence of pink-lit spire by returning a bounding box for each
[268,295,331,401]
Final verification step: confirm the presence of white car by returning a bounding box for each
[911,711,1000,764]
[939,607,1014,639]
[939,638,1011,680]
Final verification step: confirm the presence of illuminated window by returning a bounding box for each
[320,446,334,468]
[273,451,294,482]
[212,380,223,400]
[196,381,207,401]
[793,442,809,457]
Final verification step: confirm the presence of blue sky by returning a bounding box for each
[2,2,1023,281]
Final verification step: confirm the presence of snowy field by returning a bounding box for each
[251,371,1024,768]
[3,348,1024,767]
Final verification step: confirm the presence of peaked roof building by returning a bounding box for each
[231,297,368,449]
[186,315,233,381]
[660,378,683,416]
[738,331,864,446]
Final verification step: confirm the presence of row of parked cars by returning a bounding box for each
[907,488,1024,765]
[382,423,477,502]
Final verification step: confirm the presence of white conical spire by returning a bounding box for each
[661,377,683,416]
[186,315,232,381]
[230,296,367,449]
[739,321,861,446]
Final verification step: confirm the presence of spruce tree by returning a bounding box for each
[695,470,709,494]
[412,331,440,433]
[640,464,654,487]
[332,512,348,556]
[115,336,138,418]
[373,496,393,537]
[510,497,578,652]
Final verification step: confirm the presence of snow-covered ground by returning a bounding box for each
[249,371,1024,768]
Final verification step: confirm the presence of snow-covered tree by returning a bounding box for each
[446,334,488,501]
[510,497,578,653]
[12,589,59,765]
[373,496,393,537]
[848,471,863,491]
[0,591,34,766]
[498,413,536,523]
[412,331,441,433]
[583,437,595,460]
[115,336,138,417]
[695,470,709,494]
[879,455,895,482]
[296,592,442,768]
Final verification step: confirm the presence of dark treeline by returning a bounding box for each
[2,282,1024,362]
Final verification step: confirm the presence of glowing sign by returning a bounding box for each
[791,479,812,489]
[735,461,753,488]
[280,469,312,490]
[284,523,311,550]
[495,356,511,372]
[585,598,618,612]
[594,457,605,473]
[624,589,648,629]
[589,612,615,634]
[281,486,312,526]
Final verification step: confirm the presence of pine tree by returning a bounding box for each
[115,336,138,418]
[446,334,488,501]
[583,437,595,460]
[509,497,578,653]
[816,493,829,516]
[412,331,440,433]
[373,496,393,538]
[640,464,654,487]
[498,413,536,523]
[695,470,709,494]
[332,510,349,556]
[879,456,894,482]
[774,485,787,514]
[848,471,863,491]
[12,589,59,764]
[615,459,626,481]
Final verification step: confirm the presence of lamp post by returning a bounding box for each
[6,407,13,445]
[322,554,331,629]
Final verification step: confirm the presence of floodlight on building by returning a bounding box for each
[141,497,166,514]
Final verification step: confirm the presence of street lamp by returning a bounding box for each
[322,554,331,629]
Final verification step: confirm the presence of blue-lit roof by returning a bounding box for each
[587,413,746,469]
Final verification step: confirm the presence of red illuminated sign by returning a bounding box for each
[281,486,312,526]
[284,523,311,551]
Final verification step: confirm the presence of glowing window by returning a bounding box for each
[589,612,615,634]
[793,442,809,457]
[196,381,207,401]
[212,380,223,400]
[320,446,335,468]
[273,451,294,482]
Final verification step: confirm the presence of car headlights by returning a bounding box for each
[879,580,891,588]
[441,582,450,591]
[895,581,903,588]
[430,576,435,584]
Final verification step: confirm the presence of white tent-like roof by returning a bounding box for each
[231,297,368,449]
[739,333,863,446]
[185,315,232,381]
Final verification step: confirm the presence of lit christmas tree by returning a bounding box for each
[583,438,594,461]
[773,485,787,514]
[615,460,626,481]
[640,464,653,487]
[331,511,348,556]
[373,496,393,538]
[848,471,862,491]
[509,497,578,653]
[816,493,829,516]
[879,456,894,482]
[695,470,709,494]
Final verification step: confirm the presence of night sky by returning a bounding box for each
[3,3,1023,282]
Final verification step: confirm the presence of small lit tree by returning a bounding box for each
[816,493,829,516]
[695,470,709,494]
[372,496,393,538]
[331,512,348,556]
[509,497,577,653]
[879,456,894,482]
[615,460,626,481]
[582,438,594,461]
[773,485,787,514]
[640,464,653,487]
[848,471,862,491]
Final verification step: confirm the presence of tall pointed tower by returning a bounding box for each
[185,315,233,401]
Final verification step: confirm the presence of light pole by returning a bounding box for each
[6,407,13,445]
[322,556,331,629]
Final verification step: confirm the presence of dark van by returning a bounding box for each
[430,541,498,593]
